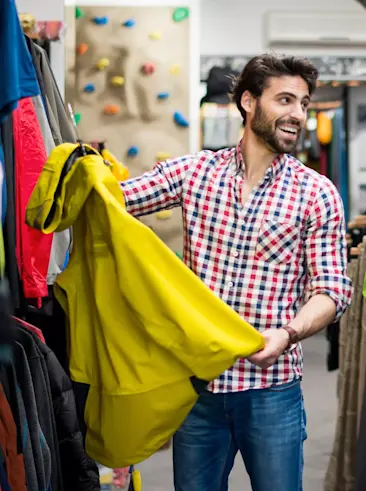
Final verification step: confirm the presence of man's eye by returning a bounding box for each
[280,97,289,104]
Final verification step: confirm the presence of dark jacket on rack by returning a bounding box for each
[30,331,100,491]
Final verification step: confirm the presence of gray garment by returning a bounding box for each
[32,96,54,155]
[32,96,72,284]
[33,44,76,144]
[15,342,52,491]
[47,229,72,285]
[16,384,38,491]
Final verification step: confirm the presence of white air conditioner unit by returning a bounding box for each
[266,11,366,47]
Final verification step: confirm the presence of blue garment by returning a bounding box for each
[0,459,11,491]
[0,0,40,123]
[173,379,306,491]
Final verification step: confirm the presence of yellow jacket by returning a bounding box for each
[26,143,264,468]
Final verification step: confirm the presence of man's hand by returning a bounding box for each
[248,329,290,369]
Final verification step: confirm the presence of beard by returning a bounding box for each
[250,101,301,154]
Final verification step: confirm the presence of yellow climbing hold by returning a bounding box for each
[97,58,110,70]
[170,64,181,75]
[156,152,172,161]
[155,210,173,220]
[111,76,125,87]
[149,31,162,41]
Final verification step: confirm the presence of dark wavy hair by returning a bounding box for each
[231,54,319,124]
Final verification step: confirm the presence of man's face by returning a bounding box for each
[249,75,310,153]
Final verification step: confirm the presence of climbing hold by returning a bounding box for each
[156,152,172,161]
[169,64,181,75]
[174,111,189,127]
[157,92,170,100]
[175,251,183,260]
[83,83,96,93]
[127,146,139,157]
[141,62,156,76]
[96,58,110,70]
[155,210,173,220]
[75,113,81,125]
[149,31,162,41]
[173,7,189,22]
[75,7,84,19]
[77,43,88,56]
[93,16,109,25]
[104,104,120,115]
[123,18,136,28]
[111,76,125,87]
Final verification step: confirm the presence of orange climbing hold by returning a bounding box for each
[77,43,88,56]
[104,105,121,115]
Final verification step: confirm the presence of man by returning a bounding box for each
[120,54,353,491]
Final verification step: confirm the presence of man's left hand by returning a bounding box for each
[248,328,290,369]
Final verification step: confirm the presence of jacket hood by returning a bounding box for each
[26,143,122,233]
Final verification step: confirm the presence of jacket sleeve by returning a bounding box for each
[304,178,353,321]
[12,97,54,300]
[120,154,196,217]
[43,348,100,491]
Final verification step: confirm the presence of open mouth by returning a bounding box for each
[278,125,298,139]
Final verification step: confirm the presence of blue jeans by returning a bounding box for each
[173,379,306,491]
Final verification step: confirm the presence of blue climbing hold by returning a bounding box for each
[127,146,139,157]
[84,83,96,93]
[174,111,189,127]
[123,18,136,28]
[93,16,109,25]
[157,92,170,100]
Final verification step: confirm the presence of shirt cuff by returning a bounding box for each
[307,275,353,322]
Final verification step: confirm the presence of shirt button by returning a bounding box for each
[228,281,234,288]
[233,251,239,257]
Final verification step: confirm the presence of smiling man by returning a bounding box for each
[120,54,353,491]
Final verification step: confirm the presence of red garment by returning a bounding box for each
[0,384,26,491]
[12,97,53,300]
[12,316,46,343]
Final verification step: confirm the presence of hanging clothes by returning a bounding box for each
[0,0,39,122]
[0,384,26,491]
[12,97,53,301]
[325,239,366,491]
[14,342,52,491]
[26,142,264,468]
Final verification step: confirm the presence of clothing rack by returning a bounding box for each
[0,2,101,489]
[324,216,366,491]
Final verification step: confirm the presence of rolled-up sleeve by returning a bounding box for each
[120,155,194,217]
[305,179,353,321]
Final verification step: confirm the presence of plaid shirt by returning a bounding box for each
[121,143,353,393]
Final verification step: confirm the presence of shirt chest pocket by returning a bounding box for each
[254,219,303,265]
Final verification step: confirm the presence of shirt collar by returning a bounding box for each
[235,140,288,182]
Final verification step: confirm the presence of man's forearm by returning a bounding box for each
[288,294,337,340]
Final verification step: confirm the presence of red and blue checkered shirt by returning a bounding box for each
[121,142,353,393]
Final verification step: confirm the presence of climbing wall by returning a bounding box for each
[65,6,190,254]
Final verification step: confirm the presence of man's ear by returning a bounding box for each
[240,90,254,114]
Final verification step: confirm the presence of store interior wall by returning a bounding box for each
[200,0,366,56]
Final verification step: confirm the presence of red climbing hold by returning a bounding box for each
[141,62,156,76]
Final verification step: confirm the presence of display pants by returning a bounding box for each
[173,378,306,491]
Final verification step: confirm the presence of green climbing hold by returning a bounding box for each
[75,7,84,19]
[173,7,189,22]
[175,251,183,260]
[75,113,81,125]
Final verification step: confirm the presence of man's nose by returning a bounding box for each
[290,104,306,123]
